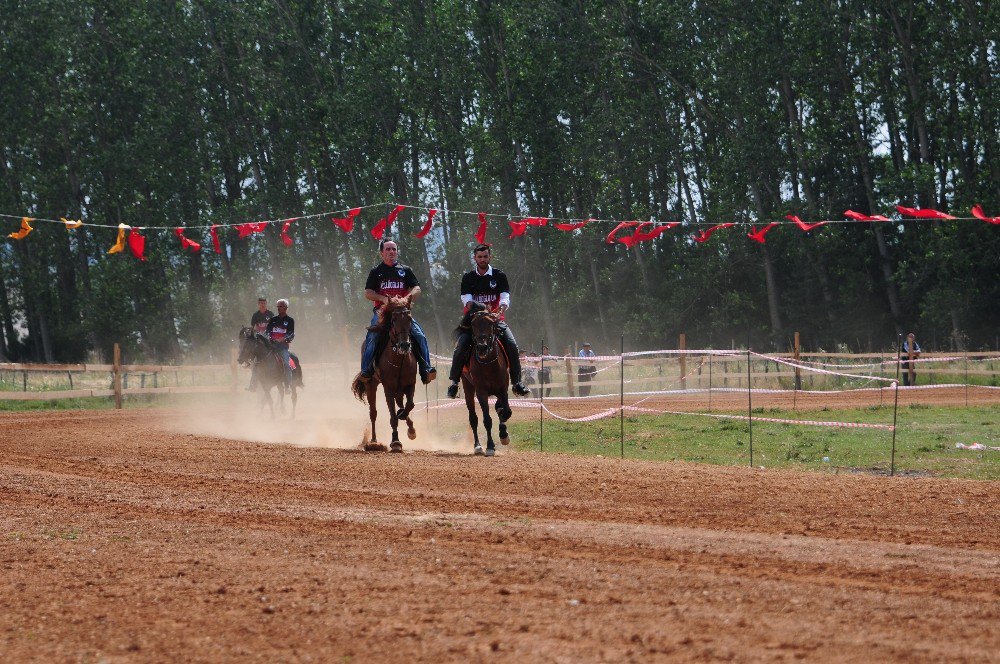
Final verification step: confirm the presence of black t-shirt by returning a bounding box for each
[266,315,294,343]
[365,262,419,309]
[461,268,510,314]
[251,309,274,334]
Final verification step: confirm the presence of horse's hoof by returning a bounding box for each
[364,442,388,452]
[390,441,403,453]
[500,436,510,446]
[407,427,416,441]
[484,447,496,457]
[473,444,484,456]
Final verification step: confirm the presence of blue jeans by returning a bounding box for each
[361,311,431,376]
[275,345,292,386]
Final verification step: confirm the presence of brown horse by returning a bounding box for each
[350,299,417,452]
[459,306,513,456]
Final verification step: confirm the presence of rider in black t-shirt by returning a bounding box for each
[247,297,274,391]
[447,244,530,398]
[359,239,436,384]
[266,299,295,387]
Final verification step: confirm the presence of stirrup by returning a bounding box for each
[512,382,530,396]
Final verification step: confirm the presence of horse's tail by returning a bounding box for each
[350,372,368,403]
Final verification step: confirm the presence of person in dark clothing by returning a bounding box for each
[266,299,295,387]
[358,239,436,384]
[446,244,530,398]
[247,297,274,390]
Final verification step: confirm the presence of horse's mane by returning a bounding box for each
[453,301,492,339]
[369,298,409,333]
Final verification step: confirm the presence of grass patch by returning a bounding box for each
[506,404,1000,480]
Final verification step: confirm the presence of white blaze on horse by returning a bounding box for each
[238,327,303,418]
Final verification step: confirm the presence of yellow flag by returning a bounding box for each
[8,217,34,240]
[61,217,83,229]
[108,223,128,254]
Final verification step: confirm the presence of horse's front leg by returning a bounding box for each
[478,390,495,456]
[401,385,416,441]
[385,388,403,453]
[463,376,481,455]
[364,383,386,452]
[496,393,511,446]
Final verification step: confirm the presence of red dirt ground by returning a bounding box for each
[2,407,999,662]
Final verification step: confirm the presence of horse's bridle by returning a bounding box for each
[388,307,413,357]
[471,312,499,364]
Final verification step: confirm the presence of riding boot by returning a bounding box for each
[449,332,473,383]
[499,325,530,396]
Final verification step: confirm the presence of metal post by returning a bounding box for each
[708,352,713,412]
[679,333,686,390]
[964,350,969,407]
[747,347,753,467]
[620,334,625,459]
[793,331,800,410]
[891,334,902,476]
[539,339,544,452]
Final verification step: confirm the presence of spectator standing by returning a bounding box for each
[901,332,922,386]
[577,342,597,396]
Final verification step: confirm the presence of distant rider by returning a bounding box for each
[266,299,295,388]
[358,239,436,384]
[247,297,273,390]
[446,243,530,398]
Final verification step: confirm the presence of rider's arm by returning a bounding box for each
[365,289,389,306]
[407,285,422,303]
[498,292,510,312]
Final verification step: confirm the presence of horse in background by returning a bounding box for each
[457,302,512,456]
[350,299,417,452]
[238,327,303,418]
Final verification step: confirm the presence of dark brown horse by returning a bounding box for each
[350,299,417,452]
[237,327,302,418]
[459,305,512,456]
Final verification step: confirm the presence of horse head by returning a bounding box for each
[389,306,413,355]
[470,310,500,361]
[237,327,256,365]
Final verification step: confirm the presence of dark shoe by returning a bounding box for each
[446,383,459,399]
[512,382,530,397]
[421,367,437,385]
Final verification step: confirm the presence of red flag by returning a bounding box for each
[174,228,202,252]
[280,218,296,246]
[971,205,1000,225]
[844,210,890,222]
[235,221,268,238]
[554,219,593,231]
[786,214,827,231]
[895,205,955,220]
[127,229,147,261]
[414,208,438,238]
[475,212,488,244]
[210,224,222,254]
[693,223,734,243]
[508,220,528,238]
[371,205,406,240]
[633,222,679,242]
[519,217,548,226]
[747,223,780,244]
[606,221,640,244]
[331,207,360,233]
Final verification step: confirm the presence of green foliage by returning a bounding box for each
[0,0,997,363]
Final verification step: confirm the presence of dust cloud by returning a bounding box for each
[169,366,477,455]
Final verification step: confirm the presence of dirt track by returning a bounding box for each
[2,409,999,662]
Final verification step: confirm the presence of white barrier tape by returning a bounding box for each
[623,406,896,431]
[750,352,893,383]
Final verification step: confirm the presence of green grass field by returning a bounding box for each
[507,403,1000,480]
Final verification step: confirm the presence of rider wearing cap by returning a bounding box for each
[447,244,530,398]
[266,299,295,387]
[359,239,436,384]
